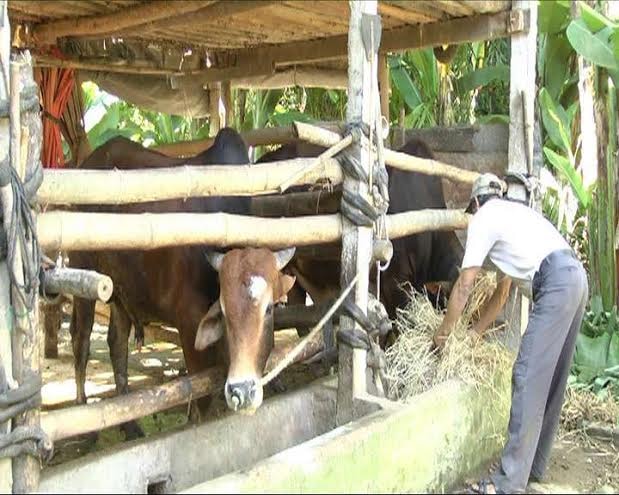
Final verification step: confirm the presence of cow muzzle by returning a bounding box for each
[225,377,263,413]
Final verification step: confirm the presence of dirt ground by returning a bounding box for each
[455,419,619,494]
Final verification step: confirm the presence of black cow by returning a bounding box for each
[255,137,464,321]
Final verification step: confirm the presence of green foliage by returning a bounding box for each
[538,1,619,392]
[82,82,210,150]
[454,64,509,93]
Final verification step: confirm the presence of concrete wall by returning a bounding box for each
[38,379,345,494]
[181,375,511,494]
[37,370,511,494]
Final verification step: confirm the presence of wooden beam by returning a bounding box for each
[8,53,42,494]
[33,54,191,77]
[249,190,340,217]
[232,67,348,90]
[36,209,470,252]
[378,53,390,127]
[41,267,113,303]
[31,1,215,44]
[208,83,221,136]
[223,9,528,68]
[503,0,537,355]
[220,80,232,128]
[0,2,13,489]
[36,157,344,206]
[294,121,479,184]
[41,368,225,442]
[336,0,376,426]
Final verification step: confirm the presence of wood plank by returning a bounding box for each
[31,1,216,44]
[133,0,279,35]
[386,0,446,22]
[378,3,438,25]
[221,10,527,67]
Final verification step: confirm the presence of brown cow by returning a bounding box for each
[69,129,296,439]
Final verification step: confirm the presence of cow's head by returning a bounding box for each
[195,247,296,413]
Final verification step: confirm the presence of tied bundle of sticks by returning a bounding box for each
[384,272,515,405]
[34,61,75,169]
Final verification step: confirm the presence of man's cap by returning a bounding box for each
[465,173,505,213]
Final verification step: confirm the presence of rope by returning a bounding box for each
[5,165,41,332]
[261,273,359,387]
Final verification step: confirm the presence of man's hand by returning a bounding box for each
[432,266,480,352]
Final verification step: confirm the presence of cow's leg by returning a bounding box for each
[42,300,62,359]
[69,297,95,405]
[108,302,144,440]
[177,323,220,421]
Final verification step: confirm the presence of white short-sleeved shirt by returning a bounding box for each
[461,199,570,297]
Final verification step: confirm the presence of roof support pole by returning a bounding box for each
[503,0,538,353]
[336,0,378,426]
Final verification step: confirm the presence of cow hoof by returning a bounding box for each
[121,420,145,441]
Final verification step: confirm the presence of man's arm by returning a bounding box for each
[471,275,512,336]
[433,266,480,349]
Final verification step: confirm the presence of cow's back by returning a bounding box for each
[70,129,250,325]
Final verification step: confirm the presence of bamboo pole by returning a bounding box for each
[0,3,13,490]
[41,368,225,442]
[36,209,469,252]
[41,267,113,303]
[36,157,343,206]
[294,121,480,184]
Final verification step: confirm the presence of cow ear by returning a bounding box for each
[195,300,225,351]
[274,274,296,303]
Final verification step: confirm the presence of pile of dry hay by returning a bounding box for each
[384,273,515,404]
[560,386,619,433]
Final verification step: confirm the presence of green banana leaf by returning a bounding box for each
[543,147,590,208]
[566,19,619,70]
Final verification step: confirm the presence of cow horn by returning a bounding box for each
[205,251,225,272]
[274,247,296,270]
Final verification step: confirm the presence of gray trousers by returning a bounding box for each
[490,249,589,494]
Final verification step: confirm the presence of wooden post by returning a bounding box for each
[336,0,377,426]
[0,5,13,490]
[221,80,233,129]
[504,0,538,352]
[10,54,42,495]
[378,53,390,131]
[208,83,221,136]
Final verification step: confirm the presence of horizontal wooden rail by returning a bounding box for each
[37,157,343,206]
[37,209,470,251]
[41,368,225,442]
[293,122,480,184]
